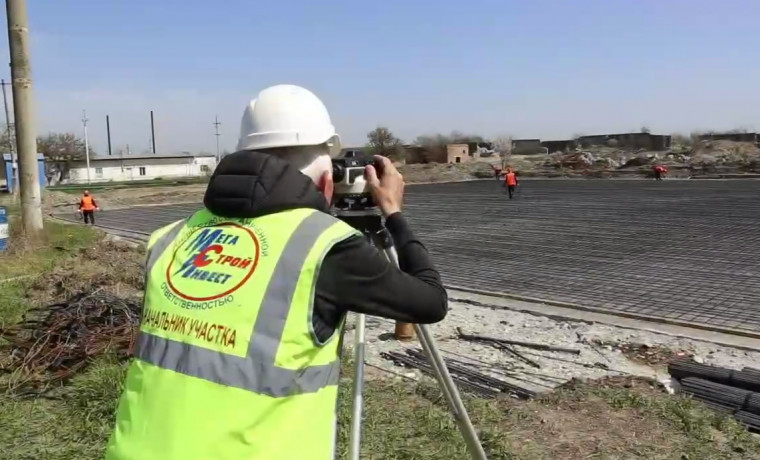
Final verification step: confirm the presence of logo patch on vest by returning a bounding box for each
[166,223,260,304]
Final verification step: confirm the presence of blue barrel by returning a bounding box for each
[0,206,7,252]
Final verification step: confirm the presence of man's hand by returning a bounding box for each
[365,155,404,217]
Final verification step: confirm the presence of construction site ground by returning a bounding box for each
[2,217,760,459]
[57,178,760,336]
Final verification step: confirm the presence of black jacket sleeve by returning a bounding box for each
[311,212,447,341]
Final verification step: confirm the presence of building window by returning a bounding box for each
[95,167,103,177]
[200,165,210,173]
[139,167,146,176]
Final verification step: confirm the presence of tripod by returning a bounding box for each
[334,209,487,460]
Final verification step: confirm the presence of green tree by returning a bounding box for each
[367,126,403,160]
[37,132,93,183]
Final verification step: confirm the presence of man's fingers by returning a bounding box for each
[364,165,380,187]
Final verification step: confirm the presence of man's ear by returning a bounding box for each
[317,170,334,204]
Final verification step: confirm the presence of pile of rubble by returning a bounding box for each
[534,140,760,176]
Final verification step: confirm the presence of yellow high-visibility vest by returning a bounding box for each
[106,207,360,460]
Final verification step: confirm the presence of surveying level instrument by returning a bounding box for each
[331,154,487,460]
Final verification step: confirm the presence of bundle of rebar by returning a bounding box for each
[735,411,760,431]
[381,348,536,399]
[679,377,760,430]
[0,291,141,391]
[669,359,760,392]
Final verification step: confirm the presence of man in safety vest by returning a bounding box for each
[504,168,518,199]
[78,190,99,224]
[106,85,448,460]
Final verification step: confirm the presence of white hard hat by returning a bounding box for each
[236,84,339,152]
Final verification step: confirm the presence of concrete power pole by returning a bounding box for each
[6,0,42,232]
[82,110,90,184]
[214,115,221,163]
[1,78,18,196]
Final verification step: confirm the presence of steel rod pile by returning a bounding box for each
[0,291,141,391]
[381,348,536,399]
[669,359,760,432]
[680,378,760,412]
[669,359,760,392]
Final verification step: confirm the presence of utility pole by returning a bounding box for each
[150,110,156,154]
[106,114,112,156]
[6,0,43,232]
[1,78,18,195]
[81,109,90,184]
[214,115,221,163]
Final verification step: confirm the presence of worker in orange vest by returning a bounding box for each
[653,164,667,181]
[78,190,99,225]
[504,168,518,199]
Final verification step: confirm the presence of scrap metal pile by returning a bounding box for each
[381,347,536,399]
[380,328,587,399]
[0,291,141,391]
[670,360,760,432]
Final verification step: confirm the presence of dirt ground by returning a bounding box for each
[43,184,208,213]
[43,163,498,212]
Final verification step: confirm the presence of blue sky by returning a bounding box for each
[1,0,758,154]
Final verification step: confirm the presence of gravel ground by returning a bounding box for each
[342,294,760,395]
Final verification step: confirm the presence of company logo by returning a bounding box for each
[166,223,260,302]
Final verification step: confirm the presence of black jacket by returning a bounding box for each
[204,150,448,342]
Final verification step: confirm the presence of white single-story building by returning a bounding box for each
[65,153,218,184]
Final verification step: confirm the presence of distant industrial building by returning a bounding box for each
[540,140,577,153]
[511,139,546,155]
[697,132,759,145]
[65,153,217,184]
[577,133,671,151]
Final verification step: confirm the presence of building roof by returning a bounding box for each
[80,152,216,162]
[578,133,670,138]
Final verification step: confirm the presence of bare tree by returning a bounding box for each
[37,132,92,183]
[493,135,513,169]
[367,126,403,160]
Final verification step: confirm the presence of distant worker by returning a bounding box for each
[653,164,667,181]
[78,190,99,224]
[504,167,518,199]
[105,84,448,460]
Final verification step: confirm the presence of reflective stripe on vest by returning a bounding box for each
[135,210,347,397]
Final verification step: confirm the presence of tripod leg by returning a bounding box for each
[414,322,458,413]
[414,324,487,460]
[381,247,487,460]
[348,313,366,460]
